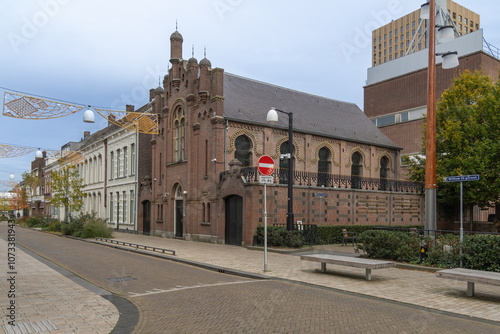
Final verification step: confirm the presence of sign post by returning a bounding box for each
[258,155,274,272]
[443,174,480,267]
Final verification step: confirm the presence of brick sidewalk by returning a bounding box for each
[0,237,119,334]
[111,231,500,323]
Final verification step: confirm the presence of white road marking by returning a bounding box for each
[129,280,266,297]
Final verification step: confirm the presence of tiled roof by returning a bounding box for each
[223,73,399,149]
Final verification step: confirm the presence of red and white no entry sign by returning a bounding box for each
[258,155,275,176]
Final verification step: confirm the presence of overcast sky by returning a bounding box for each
[1,0,499,187]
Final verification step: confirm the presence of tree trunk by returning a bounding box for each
[64,205,69,222]
[495,203,500,233]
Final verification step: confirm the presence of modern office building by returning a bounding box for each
[372,0,480,67]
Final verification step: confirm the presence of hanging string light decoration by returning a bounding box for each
[45,150,85,164]
[0,143,36,158]
[2,91,159,134]
[3,91,84,119]
[94,106,158,135]
[0,180,18,188]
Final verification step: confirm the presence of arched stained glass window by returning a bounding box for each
[379,156,389,191]
[234,135,252,167]
[351,152,362,189]
[318,147,331,187]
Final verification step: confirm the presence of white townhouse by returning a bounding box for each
[79,121,139,231]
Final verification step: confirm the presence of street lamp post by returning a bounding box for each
[421,0,459,233]
[424,0,438,233]
[267,108,294,231]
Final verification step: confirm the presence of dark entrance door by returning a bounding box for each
[175,200,183,238]
[225,195,243,245]
[142,201,151,235]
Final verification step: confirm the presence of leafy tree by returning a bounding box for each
[21,170,41,214]
[49,164,86,221]
[407,70,500,220]
[10,185,29,215]
[0,193,12,215]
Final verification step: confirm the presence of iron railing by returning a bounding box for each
[484,37,500,60]
[222,167,423,193]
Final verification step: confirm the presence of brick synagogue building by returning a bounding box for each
[137,30,423,246]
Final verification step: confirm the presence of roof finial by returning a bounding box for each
[159,76,161,86]
[204,46,207,58]
[176,20,178,31]
[192,45,195,58]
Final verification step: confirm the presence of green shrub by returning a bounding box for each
[462,234,500,272]
[80,218,112,239]
[423,233,460,268]
[44,219,62,232]
[25,216,44,228]
[356,230,431,262]
[0,215,9,221]
[62,213,111,238]
[62,218,84,236]
[316,225,424,245]
[254,225,304,248]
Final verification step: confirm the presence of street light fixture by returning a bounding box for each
[267,107,294,231]
[422,0,459,233]
[83,106,95,123]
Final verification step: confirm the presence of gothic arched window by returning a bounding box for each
[317,147,331,187]
[173,107,185,162]
[279,141,294,185]
[379,156,389,190]
[234,135,252,167]
[351,152,362,189]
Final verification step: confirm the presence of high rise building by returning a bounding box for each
[372,0,480,67]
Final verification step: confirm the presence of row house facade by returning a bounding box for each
[41,105,152,227]
[77,106,152,230]
[137,30,424,246]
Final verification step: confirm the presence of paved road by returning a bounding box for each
[10,227,500,333]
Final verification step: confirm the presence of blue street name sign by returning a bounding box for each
[443,175,480,182]
[313,193,328,197]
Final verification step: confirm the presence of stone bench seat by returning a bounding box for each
[436,268,500,297]
[300,254,395,280]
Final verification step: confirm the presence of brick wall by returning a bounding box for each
[364,52,500,118]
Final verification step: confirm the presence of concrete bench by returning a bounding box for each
[436,268,500,297]
[300,254,395,280]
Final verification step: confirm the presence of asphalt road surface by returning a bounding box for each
[7,226,500,334]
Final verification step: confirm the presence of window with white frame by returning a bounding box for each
[123,146,128,176]
[117,149,121,177]
[110,152,114,180]
[130,190,134,226]
[123,191,127,224]
[131,144,135,175]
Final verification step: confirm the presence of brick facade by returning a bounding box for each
[365,52,500,118]
[136,30,423,246]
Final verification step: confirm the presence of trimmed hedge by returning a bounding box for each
[462,234,500,272]
[316,225,424,245]
[356,230,431,262]
[254,225,305,248]
[357,230,500,272]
